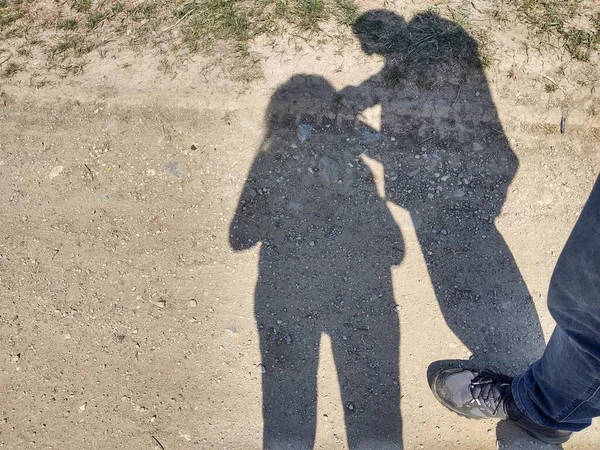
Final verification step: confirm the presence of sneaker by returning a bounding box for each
[430,367,572,444]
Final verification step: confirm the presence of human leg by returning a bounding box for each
[512,174,600,431]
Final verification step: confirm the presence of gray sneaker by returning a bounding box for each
[430,367,573,444]
[431,368,512,419]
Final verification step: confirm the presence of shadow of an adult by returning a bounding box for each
[230,75,404,449]
[342,9,546,375]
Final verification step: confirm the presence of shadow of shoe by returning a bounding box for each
[496,420,564,450]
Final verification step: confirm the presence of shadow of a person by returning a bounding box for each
[230,74,404,449]
[339,11,552,446]
[342,9,546,375]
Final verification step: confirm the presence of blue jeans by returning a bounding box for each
[512,174,600,432]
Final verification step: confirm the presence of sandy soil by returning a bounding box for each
[1,1,600,449]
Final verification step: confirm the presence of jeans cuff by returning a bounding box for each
[511,372,549,427]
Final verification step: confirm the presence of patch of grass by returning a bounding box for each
[57,18,78,30]
[54,36,91,56]
[56,37,79,54]
[331,0,360,26]
[2,0,361,83]
[176,0,360,50]
[86,11,109,30]
[3,61,20,77]
[0,11,24,28]
[171,0,360,79]
[130,3,158,20]
[294,0,328,31]
[72,0,91,13]
[172,1,198,19]
[510,0,600,61]
[111,2,124,15]
[180,1,250,52]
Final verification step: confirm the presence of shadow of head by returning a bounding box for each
[265,74,337,134]
[353,10,483,85]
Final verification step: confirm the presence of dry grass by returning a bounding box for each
[510,0,600,61]
[0,0,360,81]
[0,0,597,83]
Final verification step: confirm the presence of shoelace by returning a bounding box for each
[468,370,512,415]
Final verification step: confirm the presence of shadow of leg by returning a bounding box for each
[332,285,403,450]
[260,321,320,450]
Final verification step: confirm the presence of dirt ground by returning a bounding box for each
[1,1,600,449]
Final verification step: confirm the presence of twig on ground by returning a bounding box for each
[541,74,566,95]
[84,163,94,179]
[452,85,462,107]
[160,8,196,35]
[152,435,165,450]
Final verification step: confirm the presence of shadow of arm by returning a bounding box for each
[229,155,267,251]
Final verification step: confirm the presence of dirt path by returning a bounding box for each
[1,2,600,449]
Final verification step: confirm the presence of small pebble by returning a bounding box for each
[49,165,64,179]
[347,402,355,411]
[165,161,182,178]
[323,414,329,421]
[156,300,166,308]
[361,131,382,142]
[258,364,266,374]
[297,123,312,142]
[189,299,197,308]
